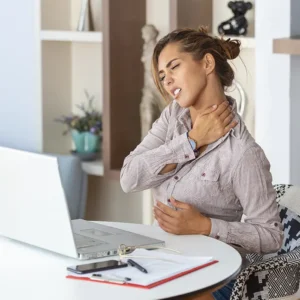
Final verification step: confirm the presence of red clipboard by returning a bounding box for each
[66,259,218,289]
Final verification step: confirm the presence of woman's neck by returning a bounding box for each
[189,79,227,125]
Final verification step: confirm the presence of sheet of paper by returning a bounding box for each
[67,249,214,286]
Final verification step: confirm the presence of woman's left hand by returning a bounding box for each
[154,197,211,235]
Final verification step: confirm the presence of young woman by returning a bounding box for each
[120,27,283,300]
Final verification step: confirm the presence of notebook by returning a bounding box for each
[66,249,218,289]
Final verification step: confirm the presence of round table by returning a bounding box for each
[0,221,242,300]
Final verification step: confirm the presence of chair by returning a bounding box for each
[231,184,300,300]
[55,154,88,219]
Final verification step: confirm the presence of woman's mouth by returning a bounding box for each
[173,88,182,99]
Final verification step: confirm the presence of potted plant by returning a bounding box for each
[55,90,102,158]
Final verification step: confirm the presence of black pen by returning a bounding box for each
[127,259,148,274]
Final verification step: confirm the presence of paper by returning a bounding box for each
[68,249,214,287]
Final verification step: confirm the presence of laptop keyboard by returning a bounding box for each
[74,233,105,249]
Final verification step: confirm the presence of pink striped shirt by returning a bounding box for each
[121,98,283,255]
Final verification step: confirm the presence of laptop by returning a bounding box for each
[0,146,165,260]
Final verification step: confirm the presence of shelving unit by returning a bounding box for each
[273,38,300,55]
[82,160,104,176]
[40,0,145,179]
[40,30,103,43]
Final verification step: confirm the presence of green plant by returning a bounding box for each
[55,90,102,136]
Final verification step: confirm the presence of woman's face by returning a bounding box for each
[157,42,208,108]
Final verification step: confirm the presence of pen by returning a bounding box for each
[90,274,127,284]
[91,273,131,281]
[127,259,148,274]
[111,274,132,281]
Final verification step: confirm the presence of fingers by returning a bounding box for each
[219,106,232,122]
[224,120,238,133]
[199,104,218,117]
[169,197,190,210]
[154,206,176,225]
[222,111,234,126]
[154,206,179,234]
[156,201,178,217]
[213,100,230,116]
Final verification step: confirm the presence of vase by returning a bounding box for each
[71,130,100,153]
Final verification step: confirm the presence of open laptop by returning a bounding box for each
[0,146,165,260]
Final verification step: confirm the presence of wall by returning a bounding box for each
[0,0,42,152]
[213,0,255,137]
[255,0,291,184]
[290,0,300,184]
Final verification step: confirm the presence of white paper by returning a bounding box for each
[68,249,214,287]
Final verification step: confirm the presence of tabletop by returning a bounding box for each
[0,221,242,300]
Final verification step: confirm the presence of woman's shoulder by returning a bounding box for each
[232,116,269,164]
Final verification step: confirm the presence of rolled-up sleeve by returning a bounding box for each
[210,146,283,254]
[120,104,195,193]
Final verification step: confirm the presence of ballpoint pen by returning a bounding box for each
[90,273,128,284]
[127,259,148,274]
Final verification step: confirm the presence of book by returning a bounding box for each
[66,249,218,289]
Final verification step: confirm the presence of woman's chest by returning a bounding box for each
[154,149,242,218]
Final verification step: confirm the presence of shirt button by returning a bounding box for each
[174,176,179,180]
[184,154,189,159]
[215,234,220,240]
[201,173,206,177]
[274,222,278,227]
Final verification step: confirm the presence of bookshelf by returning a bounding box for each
[40,0,145,179]
[40,30,103,43]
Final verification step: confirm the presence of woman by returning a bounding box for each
[120,27,283,300]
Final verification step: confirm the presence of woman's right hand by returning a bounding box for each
[188,101,238,148]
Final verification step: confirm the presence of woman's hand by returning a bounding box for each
[154,197,211,235]
[189,100,237,148]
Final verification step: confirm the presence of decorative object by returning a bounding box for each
[218,1,253,36]
[140,24,167,140]
[71,130,100,153]
[77,0,101,32]
[55,90,102,158]
[77,0,91,31]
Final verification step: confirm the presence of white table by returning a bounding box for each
[0,222,242,300]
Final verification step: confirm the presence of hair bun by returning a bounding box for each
[197,25,209,35]
[219,38,241,60]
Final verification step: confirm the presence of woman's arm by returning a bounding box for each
[120,103,196,193]
[120,100,236,193]
[209,146,283,254]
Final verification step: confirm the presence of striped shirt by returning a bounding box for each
[121,98,283,255]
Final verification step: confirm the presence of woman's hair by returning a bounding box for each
[151,26,241,100]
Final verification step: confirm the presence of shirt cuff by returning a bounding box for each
[209,218,229,243]
[168,132,196,163]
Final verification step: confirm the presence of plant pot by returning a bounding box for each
[71,130,100,153]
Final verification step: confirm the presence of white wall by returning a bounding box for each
[255,0,291,184]
[213,0,255,137]
[289,0,300,185]
[0,0,42,152]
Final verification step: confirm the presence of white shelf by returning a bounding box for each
[82,159,104,176]
[40,30,103,43]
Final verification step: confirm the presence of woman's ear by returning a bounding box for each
[204,53,215,75]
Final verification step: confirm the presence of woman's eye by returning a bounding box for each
[171,64,180,70]
[159,76,165,82]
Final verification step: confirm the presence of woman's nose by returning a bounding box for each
[164,74,173,86]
